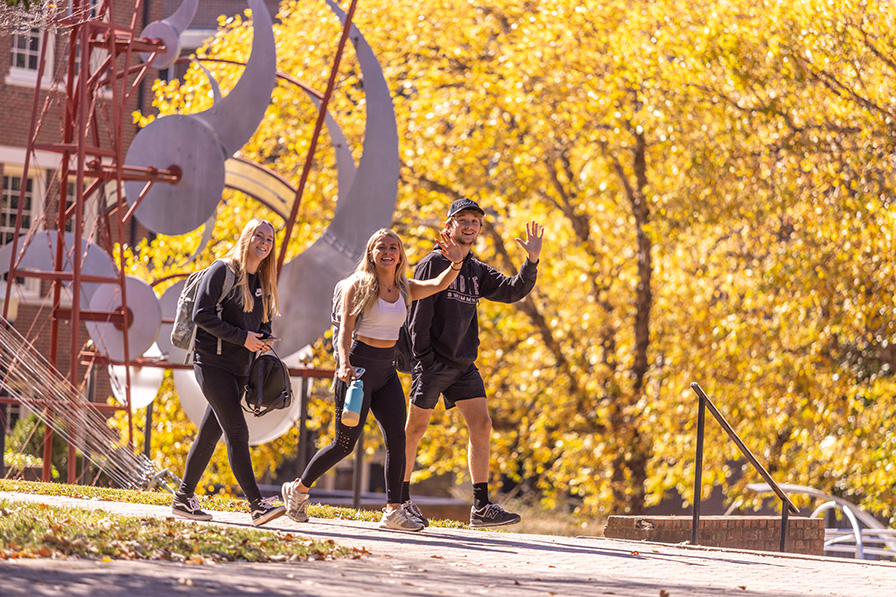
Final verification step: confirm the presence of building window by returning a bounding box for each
[10,29,41,71]
[1,174,41,296]
[1,175,34,248]
[6,28,54,89]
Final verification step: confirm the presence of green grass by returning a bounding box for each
[0,478,602,564]
[0,478,468,528]
[0,479,377,563]
[0,478,477,563]
[0,498,353,563]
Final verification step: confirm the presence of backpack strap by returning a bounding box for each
[214,260,236,356]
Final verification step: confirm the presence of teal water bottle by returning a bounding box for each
[341,367,365,427]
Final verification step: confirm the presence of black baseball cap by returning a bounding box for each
[447,198,485,219]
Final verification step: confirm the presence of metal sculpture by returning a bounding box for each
[1,0,401,481]
[124,0,276,235]
[276,0,400,358]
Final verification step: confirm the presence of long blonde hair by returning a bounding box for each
[223,218,280,321]
[347,229,409,317]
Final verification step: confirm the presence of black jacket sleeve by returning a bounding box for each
[407,256,439,369]
[192,261,248,347]
[478,258,539,303]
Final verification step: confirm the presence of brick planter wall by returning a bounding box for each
[604,515,824,555]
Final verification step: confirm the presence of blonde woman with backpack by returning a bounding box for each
[171,218,286,526]
[281,228,462,531]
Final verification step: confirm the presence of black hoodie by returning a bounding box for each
[407,250,538,371]
[192,260,271,375]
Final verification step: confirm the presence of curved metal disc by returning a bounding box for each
[139,0,199,68]
[192,0,276,156]
[276,235,358,357]
[139,21,183,69]
[86,275,162,361]
[124,114,226,235]
[108,343,165,409]
[126,0,275,235]
[275,2,399,357]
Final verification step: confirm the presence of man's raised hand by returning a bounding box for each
[515,220,544,262]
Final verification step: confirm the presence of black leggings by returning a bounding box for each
[179,364,262,504]
[300,341,407,504]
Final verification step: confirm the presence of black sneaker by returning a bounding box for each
[251,496,286,527]
[470,503,521,528]
[171,492,213,521]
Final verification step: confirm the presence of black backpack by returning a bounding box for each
[241,351,293,417]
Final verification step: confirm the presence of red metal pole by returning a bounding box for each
[277,0,360,274]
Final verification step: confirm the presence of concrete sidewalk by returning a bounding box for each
[1,491,894,596]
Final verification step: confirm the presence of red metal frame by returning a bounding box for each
[2,0,167,483]
[1,0,350,486]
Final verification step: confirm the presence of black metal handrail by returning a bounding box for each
[690,382,799,552]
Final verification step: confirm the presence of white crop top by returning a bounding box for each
[355,295,407,341]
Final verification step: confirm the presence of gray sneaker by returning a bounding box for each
[281,480,310,522]
[402,500,429,527]
[470,503,521,528]
[380,506,424,531]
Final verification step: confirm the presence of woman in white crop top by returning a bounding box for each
[281,228,463,531]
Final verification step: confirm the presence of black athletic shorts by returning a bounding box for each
[409,360,486,410]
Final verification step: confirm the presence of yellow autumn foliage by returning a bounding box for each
[124,0,895,521]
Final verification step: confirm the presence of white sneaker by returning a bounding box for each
[281,480,310,522]
[380,506,424,531]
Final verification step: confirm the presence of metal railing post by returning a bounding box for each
[690,382,799,553]
[780,503,789,552]
[692,391,706,546]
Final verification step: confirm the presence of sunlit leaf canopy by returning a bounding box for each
[127,0,895,520]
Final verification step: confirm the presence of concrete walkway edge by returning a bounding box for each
[1,491,894,596]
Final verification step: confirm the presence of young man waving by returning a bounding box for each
[402,198,544,528]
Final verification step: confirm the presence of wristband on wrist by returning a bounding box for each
[451,263,462,271]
